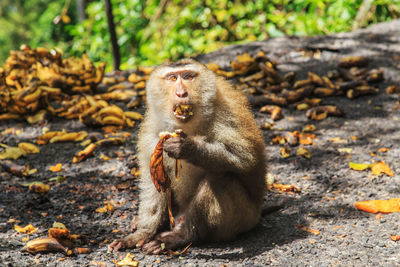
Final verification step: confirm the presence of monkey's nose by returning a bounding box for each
[175,88,188,98]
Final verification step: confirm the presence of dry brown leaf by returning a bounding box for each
[14,224,37,234]
[0,145,26,160]
[386,85,399,94]
[280,147,291,158]
[18,142,40,154]
[299,133,316,145]
[28,182,50,193]
[338,148,352,154]
[73,143,96,163]
[165,242,192,256]
[259,105,283,121]
[377,147,389,153]
[296,224,320,235]
[329,137,347,144]
[302,124,316,132]
[371,161,394,176]
[390,235,400,242]
[268,183,301,193]
[115,253,139,267]
[95,202,115,213]
[297,147,311,159]
[272,135,286,145]
[48,228,71,239]
[49,163,63,172]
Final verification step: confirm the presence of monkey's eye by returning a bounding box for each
[182,73,195,80]
[166,75,177,81]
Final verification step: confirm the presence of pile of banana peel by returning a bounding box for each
[0,45,146,127]
[0,45,396,126]
[208,51,395,122]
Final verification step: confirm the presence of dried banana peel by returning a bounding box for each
[150,129,185,228]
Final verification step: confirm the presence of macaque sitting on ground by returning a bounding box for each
[109,59,266,254]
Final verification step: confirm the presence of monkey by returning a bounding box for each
[109,59,266,254]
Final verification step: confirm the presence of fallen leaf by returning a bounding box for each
[296,224,320,235]
[355,198,400,213]
[371,161,394,176]
[390,235,400,242]
[116,253,138,267]
[49,228,70,239]
[48,175,66,183]
[297,147,311,158]
[0,145,26,160]
[268,183,301,193]
[73,143,96,163]
[338,148,352,154]
[329,137,347,144]
[349,162,371,171]
[272,135,286,145]
[95,202,115,213]
[299,133,316,145]
[377,147,389,153]
[386,85,399,94]
[165,242,192,256]
[14,224,37,234]
[52,222,67,229]
[49,163,63,172]
[18,142,40,154]
[27,182,50,193]
[280,147,291,158]
[302,124,316,132]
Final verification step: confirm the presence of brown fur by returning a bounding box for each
[109,59,266,254]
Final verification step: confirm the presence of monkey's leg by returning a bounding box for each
[142,177,260,254]
[109,176,168,252]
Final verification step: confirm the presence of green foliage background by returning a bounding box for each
[0,0,399,70]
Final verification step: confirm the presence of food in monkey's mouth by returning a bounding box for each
[174,104,193,121]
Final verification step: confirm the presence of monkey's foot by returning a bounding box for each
[142,231,187,255]
[108,233,146,252]
[108,240,126,252]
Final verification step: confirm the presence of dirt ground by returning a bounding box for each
[1,20,400,266]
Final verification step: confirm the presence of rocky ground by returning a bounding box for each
[1,20,400,266]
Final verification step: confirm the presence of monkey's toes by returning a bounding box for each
[142,240,164,255]
[108,240,125,252]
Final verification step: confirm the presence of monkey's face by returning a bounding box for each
[164,70,198,122]
[146,59,217,125]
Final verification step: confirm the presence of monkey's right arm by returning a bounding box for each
[164,134,258,174]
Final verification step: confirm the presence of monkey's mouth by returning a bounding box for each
[173,104,194,122]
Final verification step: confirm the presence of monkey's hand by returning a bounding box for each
[163,136,190,159]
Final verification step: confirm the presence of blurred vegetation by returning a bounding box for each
[0,0,399,70]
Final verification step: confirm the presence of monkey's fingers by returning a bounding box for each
[163,137,184,159]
